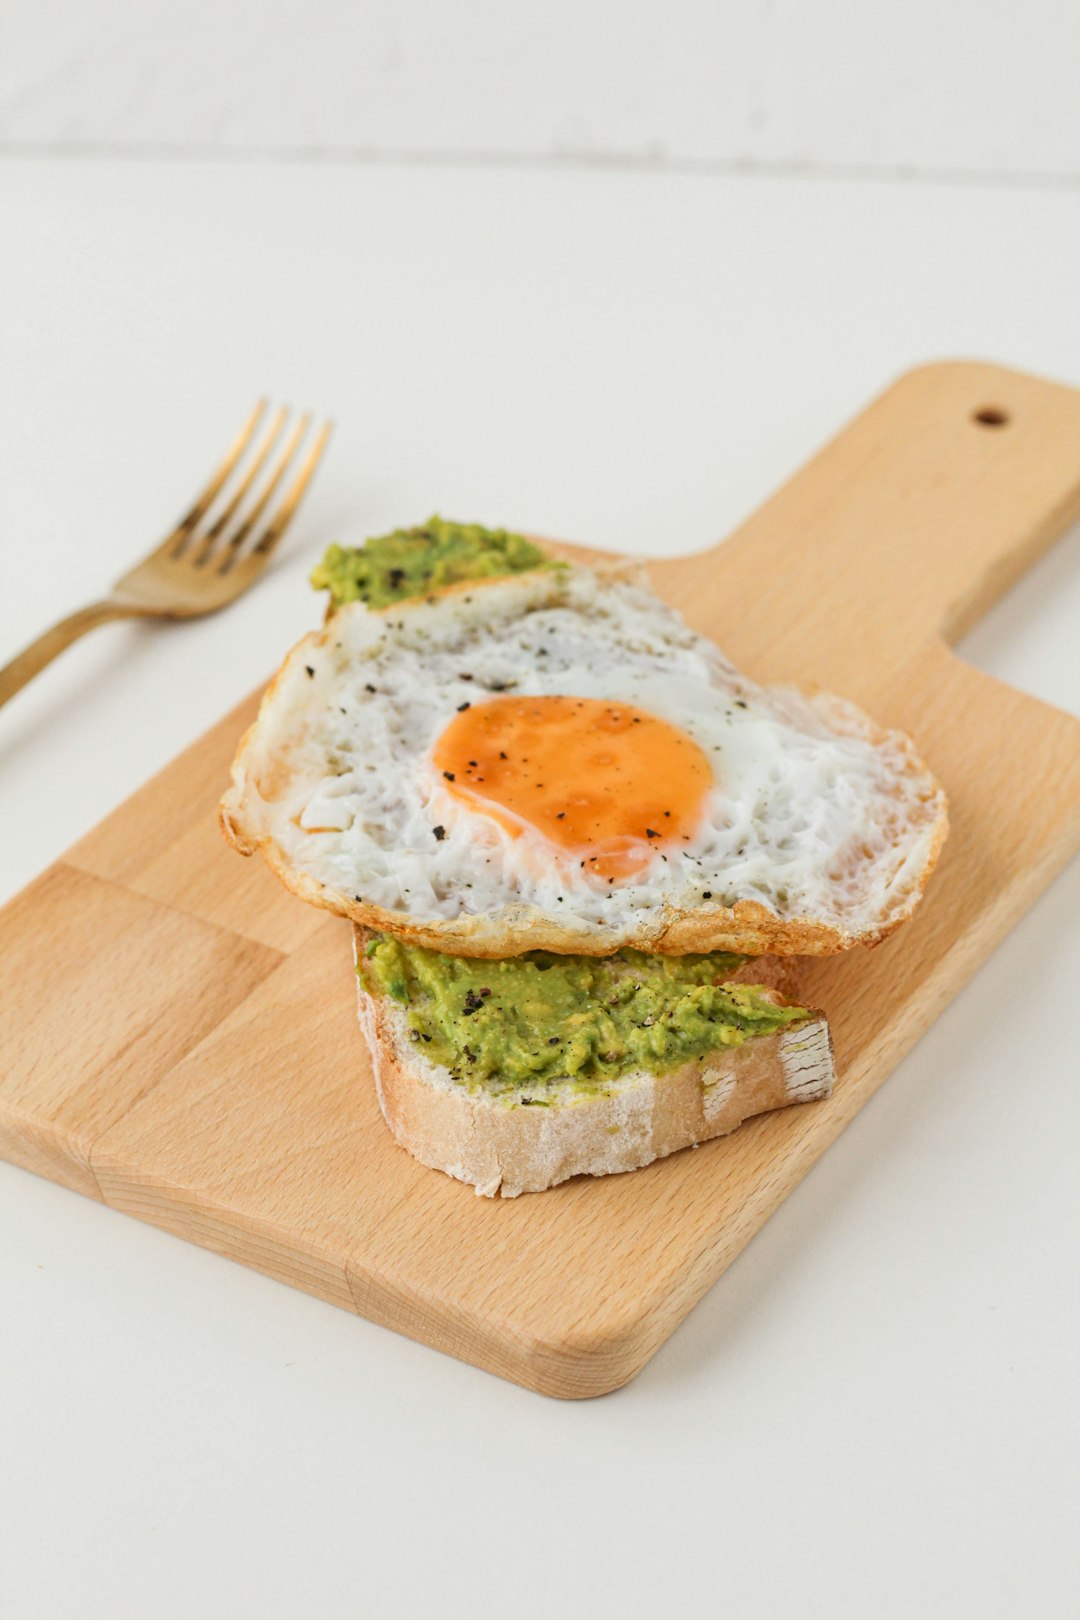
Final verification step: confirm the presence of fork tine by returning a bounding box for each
[167,400,267,556]
[222,417,333,571]
[191,404,290,564]
[249,420,335,559]
[217,412,312,564]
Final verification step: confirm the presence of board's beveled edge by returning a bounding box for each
[0,1099,106,1202]
[343,1238,658,1399]
[88,1154,361,1317]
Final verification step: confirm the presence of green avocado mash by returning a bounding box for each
[359,936,810,1097]
[311,515,552,609]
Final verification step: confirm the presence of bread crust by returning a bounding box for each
[353,933,834,1197]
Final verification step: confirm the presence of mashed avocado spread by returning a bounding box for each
[360,936,810,1096]
[311,516,552,609]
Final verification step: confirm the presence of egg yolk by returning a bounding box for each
[432,695,713,880]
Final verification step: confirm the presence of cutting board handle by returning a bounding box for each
[654,360,1080,681]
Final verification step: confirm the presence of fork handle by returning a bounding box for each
[0,600,145,711]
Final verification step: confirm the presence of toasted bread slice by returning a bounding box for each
[353,933,834,1197]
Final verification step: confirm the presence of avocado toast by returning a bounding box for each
[221,517,946,1195]
[355,930,831,1197]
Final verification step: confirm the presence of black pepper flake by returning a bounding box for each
[443,770,456,781]
[556,812,565,819]
[734,699,747,709]
[499,751,508,760]
[457,701,471,712]
[420,1032,432,1042]
[548,1037,561,1046]
[432,825,447,841]
[386,568,406,590]
[459,672,474,681]
[365,683,377,694]
[702,890,713,899]
[462,990,485,1016]
[468,760,478,768]
[304,665,315,677]
[645,828,660,839]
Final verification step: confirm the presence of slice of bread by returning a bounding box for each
[353,933,834,1197]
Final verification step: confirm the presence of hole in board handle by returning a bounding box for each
[972,405,1010,428]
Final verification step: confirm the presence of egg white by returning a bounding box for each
[225,567,946,948]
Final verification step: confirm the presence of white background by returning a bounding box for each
[1,6,1079,1618]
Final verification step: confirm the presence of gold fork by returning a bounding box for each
[0,402,333,710]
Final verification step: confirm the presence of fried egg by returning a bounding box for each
[220,567,947,956]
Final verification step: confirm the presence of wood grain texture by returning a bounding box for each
[2,360,1079,1397]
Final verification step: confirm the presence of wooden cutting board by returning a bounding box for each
[3,361,1079,1399]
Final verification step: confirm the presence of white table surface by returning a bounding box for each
[1,156,1078,1620]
